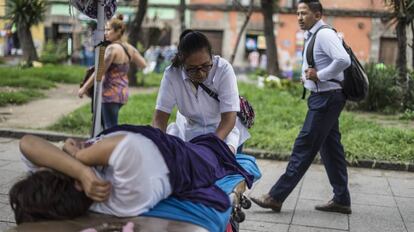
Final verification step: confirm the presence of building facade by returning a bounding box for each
[0,0,411,71]
[189,0,412,72]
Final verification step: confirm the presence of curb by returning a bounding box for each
[1,128,412,172]
[0,128,88,142]
[243,148,414,172]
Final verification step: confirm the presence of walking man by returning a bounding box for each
[251,0,352,214]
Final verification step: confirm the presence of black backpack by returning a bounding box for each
[306,25,369,102]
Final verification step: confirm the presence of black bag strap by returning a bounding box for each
[306,25,332,68]
[113,42,131,61]
[199,83,220,102]
[302,25,341,99]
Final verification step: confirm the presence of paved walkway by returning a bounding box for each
[0,84,158,129]
[0,137,413,232]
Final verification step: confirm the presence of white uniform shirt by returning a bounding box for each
[21,132,172,217]
[302,20,351,92]
[155,55,250,149]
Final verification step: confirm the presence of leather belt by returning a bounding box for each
[311,89,342,95]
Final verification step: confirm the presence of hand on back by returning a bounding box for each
[79,167,111,202]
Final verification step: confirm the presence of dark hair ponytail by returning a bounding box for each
[171,30,212,68]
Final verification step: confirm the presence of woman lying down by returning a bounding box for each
[10,125,254,224]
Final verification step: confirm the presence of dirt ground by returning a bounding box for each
[0,84,156,130]
[352,111,414,130]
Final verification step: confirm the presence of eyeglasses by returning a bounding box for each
[184,63,213,76]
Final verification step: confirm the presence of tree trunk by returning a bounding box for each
[179,0,186,33]
[17,25,38,65]
[230,0,254,65]
[261,0,279,76]
[127,0,147,86]
[409,20,414,109]
[395,0,408,108]
[411,21,414,70]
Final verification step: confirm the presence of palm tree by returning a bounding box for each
[6,0,46,65]
[260,0,280,76]
[384,0,414,108]
[407,0,414,70]
[406,0,414,109]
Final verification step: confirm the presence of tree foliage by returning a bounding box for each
[6,0,46,27]
[6,0,47,65]
[383,0,414,108]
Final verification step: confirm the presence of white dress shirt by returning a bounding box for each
[155,55,250,149]
[302,20,351,92]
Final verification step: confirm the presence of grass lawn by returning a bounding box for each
[0,65,86,106]
[50,80,414,163]
[0,89,44,106]
[0,65,161,107]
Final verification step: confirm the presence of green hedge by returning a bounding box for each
[0,65,86,86]
[349,64,414,113]
[39,40,69,64]
[0,90,44,106]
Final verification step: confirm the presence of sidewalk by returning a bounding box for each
[0,84,89,129]
[0,84,157,129]
[0,137,413,232]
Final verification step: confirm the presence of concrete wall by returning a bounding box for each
[332,17,372,62]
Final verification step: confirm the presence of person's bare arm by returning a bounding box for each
[62,138,85,157]
[130,46,147,69]
[215,111,237,140]
[78,71,96,98]
[75,134,126,166]
[19,135,111,201]
[152,110,170,132]
[78,45,116,98]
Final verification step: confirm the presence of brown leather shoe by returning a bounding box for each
[315,200,352,214]
[250,194,282,212]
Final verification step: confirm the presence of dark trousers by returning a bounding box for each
[269,90,350,206]
[102,102,123,130]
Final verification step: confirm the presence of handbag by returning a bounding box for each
[80,66,95,98]
[199,83,255,129]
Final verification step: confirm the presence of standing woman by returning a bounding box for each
[152,30,249,153]
[78,15,147,129]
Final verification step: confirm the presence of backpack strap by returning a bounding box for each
[302,25,341,99]
[305,25,332,68]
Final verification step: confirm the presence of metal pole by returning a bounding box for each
[91,0,105,137]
